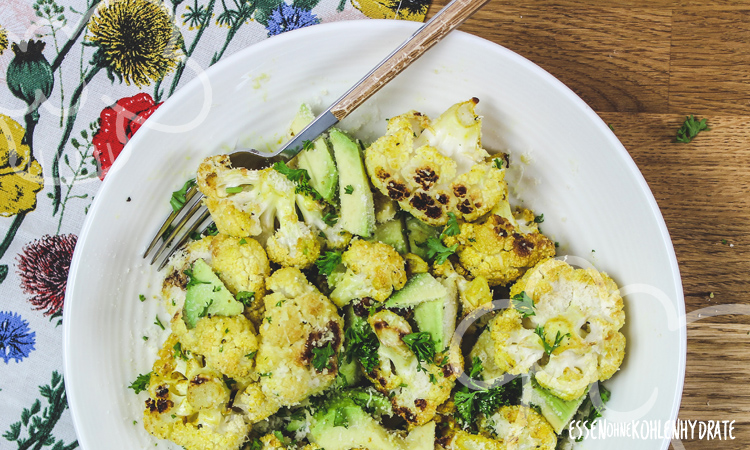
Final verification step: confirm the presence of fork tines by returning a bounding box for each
[143,184,212,270]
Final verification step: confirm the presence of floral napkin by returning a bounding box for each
[0,0,427,447]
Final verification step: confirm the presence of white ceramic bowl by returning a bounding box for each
[64,20,686,450]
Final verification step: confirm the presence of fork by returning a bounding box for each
[143,0,490,268]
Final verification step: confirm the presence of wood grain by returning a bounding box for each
[426,1,750,448]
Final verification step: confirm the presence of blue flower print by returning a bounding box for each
[266,3,320,37]
[0,311,36,363]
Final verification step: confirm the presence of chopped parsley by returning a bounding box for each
[315,250,343,276]
[493,157,504,169]
[676,115,709,143]
[534,213,544,224]
[401,332,436,372]
[248,439,263,450]
[128,372,151,394]
[575,382,611,441]
[334,407,349,428]
[173,342,189,361]
[170,178,195,212]
[443,212,461,237]
[204,223,219,236]
[425,238,458,265]
[183,266,210,289]
[225,186,243,194]
[236,291,255,306]
[511,291,535,318]
[153,315,165,330]
[239,238,247,245]
[139,294,146,302]
[344,318,380,374]
[454,357,521,430]
[245,350,258,359]
[534,325,569,355]
[322,211,339,226]
[344,184,354,195]
[302,140,314,152]
[198,299,213,319]
[273,161,326,202]
[312,343,336,371]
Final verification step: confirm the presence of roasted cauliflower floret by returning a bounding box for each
[196,155,350,269]
[161,234,270,327]
[235,268,344,422]
[480,259,625,401]
[443,209,556,287]
[365,310,455,426]
[143,334,251,450]
[328,239,407,307]
[437,405,555,450]
[365,99,507,226]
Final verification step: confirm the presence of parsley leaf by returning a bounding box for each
[183,266,210,289]
[442,212,461,237]
[273,161,326,202]
[198,299,214,319]
[344,184,354,195]
[245,350,257,359]
[302,140,314,152]
[511,291,535,318]
[534,213,544,223]
[534,325,569,355]
[315,250,343,276]
[402,332,436,372]
[128,372,151,394]
[676,115,709,143]
[153,315,165,330]
[322,211,339,226]
[454,357,522,430]
[425,237,458,265]
[139,294,146,302]
[344,318,380,373]
[333,407,349,428]
[236,291,255,306]
[311,343,335,371]
[493,158,505,169]
[173,342,189,361]
[170,179,196,212]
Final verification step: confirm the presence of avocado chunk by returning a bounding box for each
[368,217,408,254]
[413,277,458,351]
[384,272,447,309]
[289,104,339,202]
[330,128,375,237]
[405,215,440,260]
[183,258,244,328]
[523,377,588,434]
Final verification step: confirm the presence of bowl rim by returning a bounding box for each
[63,18,686,450]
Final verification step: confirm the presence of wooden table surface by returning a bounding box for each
[427,1,750,448]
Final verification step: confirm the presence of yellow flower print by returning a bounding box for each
[0,115,43,217]
[351,0,428,21]
[88,0,182,87]
[0,26,8,55]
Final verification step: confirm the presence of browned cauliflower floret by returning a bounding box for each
[142,334,251,450]
[442,209,556,287]
[365,310,456,427]
[161,233,270,328]
[479,259,625,401]
[436,405,555,450]
[171,315,260,384]
[364,99,507,226]
[328,239,407,307]
[234,268,344,422]
[196,155,350,269]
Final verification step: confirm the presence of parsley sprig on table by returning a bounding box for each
[675,115,709,143]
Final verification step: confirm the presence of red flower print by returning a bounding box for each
[92,93,162,179]
[16,234,77,317]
